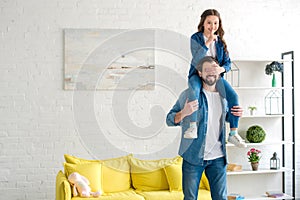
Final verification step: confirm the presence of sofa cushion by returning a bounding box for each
[129,156,181,191]
[198,189,211,200]
[163,157,182,191]
[64,154,101,164]
[69,189,144,200]
[64,162,102,193]
[64,154,131,193]
[200,172,210,191]
[137,190,211,200]
[163,157,210,192]
[101,155,131,193]
[137,190,183,200]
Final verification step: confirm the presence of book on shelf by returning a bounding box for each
[228,193,245,200]
[227,163,242,172]
[266,191,284,198]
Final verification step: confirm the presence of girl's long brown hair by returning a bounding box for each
[197,9,228,54]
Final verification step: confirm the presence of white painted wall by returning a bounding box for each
[0,0,299,199]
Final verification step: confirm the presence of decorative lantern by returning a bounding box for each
[265,90,282,115]
[225,61,240,87]
[270,152,280,170]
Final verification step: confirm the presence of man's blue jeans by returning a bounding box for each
[182,157,227,200]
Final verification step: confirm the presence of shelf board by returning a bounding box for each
[241,114,284,118]
[242,193,294,200]
[232,59,293,63]
[226,141,294,147]
[227,167,293,175]
[241,114,294,118]
[232,86,293,90]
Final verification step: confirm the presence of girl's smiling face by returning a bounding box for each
[203,15,220,35]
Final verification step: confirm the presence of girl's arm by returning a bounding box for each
[220,51,231,73]
[190,34,208,70]
[216,38,231,73]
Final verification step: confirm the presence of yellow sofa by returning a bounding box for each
[56,154,211,200]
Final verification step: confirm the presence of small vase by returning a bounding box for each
[272,73,276,87]
[251,162,259,171]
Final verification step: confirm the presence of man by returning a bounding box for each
[166,56,243,200]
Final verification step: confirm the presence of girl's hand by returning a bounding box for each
[205,63,224,75]
[206,29,218,46]
[216,65,226,74]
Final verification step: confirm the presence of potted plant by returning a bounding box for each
[265,61,283,87]
[247,148,261,170]
[246,125,266,143]
[248,106,257,115]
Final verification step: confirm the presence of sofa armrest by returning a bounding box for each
[56,170,72,200]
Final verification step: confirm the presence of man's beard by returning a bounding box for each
[202,75,217,86]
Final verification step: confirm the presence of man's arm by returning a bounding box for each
[166,97,198,126]
[166,99,182,127]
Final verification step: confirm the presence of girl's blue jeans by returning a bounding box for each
[182,157,227,200]
[188,74,239,128]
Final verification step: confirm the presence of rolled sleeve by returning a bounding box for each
[166,111,180,126]
[166,90,187,127]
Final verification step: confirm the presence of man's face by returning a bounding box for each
[198,61,219,86]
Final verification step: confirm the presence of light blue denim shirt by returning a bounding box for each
[166,88,229,165]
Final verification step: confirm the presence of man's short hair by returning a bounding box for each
[195,56,219,72]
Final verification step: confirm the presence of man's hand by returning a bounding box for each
[182,99,199,118]
[231,105,243,117]
[174,99,198,124]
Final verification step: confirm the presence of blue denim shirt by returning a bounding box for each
[166,89,228,165]
[188,32,231,79]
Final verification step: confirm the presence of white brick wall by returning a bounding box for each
[0,0,300,199]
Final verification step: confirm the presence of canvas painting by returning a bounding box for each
[64,29,155,90]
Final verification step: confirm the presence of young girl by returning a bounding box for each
[185,9,246,148]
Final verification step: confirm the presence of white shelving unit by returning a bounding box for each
[225,51,295,199]
[242,194,293,200]
[227,167,293,175]
[226,141,294,147]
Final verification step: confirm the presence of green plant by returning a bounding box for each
[265,61,283,75]
[246,125,266,143]
[247,148,261,163]
[248,106,257,111]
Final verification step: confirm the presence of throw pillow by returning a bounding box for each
[101,155,131,193]
[64,154,132,193]
[129,156,180,191]
[200,172,210,191]
[64,154,100,164]
[163,156,183,191]
[64,162,102,192]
